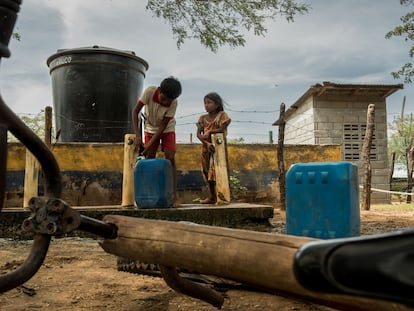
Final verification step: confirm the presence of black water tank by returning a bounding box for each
[47,46,149,142]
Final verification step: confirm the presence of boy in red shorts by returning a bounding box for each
[132,76,182,206]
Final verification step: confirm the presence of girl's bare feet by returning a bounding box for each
[200,197,216,204]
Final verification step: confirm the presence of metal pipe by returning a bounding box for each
[0,0,59,293]
[159,265,225,308]
[0,0,22,58]
[1,100,62,198]
[0,234,51,292]
[0,58,61,294]
[78,215,118,239]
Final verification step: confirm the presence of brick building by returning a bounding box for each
[283,81,403,203]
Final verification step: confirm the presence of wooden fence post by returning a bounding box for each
[212,133,230,204]
[44,106,52,148]
[44,106,53,197]
[23,150,39,209]
[407,147,413,203]
[273,103,286,210]
[121,134,136,207]
[360,104,375,211]
[389,151,395,186]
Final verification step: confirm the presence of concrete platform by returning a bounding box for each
[0,203,275,238]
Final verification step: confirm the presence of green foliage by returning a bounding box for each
[10,2,309,52]
[227,137,245,144]
[146,0,310,52]
[8,110,45,142]
[386,1,414,83]
[229,170,247,200]
[388,111,414,168]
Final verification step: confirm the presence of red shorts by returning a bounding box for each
[144,131,176,152]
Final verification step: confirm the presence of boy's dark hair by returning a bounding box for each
[160,76,182,99]
[204,92,224,112]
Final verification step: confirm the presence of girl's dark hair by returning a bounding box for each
[204,92,224,112]
[160,76,182,99]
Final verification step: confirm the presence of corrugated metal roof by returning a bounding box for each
[282,81,403,121]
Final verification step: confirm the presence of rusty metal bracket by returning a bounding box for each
[20,196,118,239]
[0,193,117,294]
[22,197,81,236]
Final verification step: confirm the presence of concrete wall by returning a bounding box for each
[4,142,341,208]
[285,97,315,144]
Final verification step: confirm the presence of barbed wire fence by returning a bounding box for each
[9,108,414,201]
[10,109,414,144]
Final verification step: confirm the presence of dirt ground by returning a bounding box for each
[1,207,414,311]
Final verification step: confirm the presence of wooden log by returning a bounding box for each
[121,134,136,207]
[100,215,413,311]
[211,133,230,204]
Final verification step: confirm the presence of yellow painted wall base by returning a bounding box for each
[4,142,341,208]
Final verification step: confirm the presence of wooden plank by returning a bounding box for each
[211,133,230,204]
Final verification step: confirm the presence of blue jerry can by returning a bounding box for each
[286,162,360,239]
[134,158,174,208]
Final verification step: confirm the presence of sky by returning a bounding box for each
[1,0,413,143]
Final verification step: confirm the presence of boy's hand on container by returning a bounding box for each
[142,146,148,156]
[135,136,144,154]
[142,142,154,157]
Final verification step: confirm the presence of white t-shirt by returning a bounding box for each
[139,86,177,134]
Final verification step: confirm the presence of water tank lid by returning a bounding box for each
[46,45,149,70]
